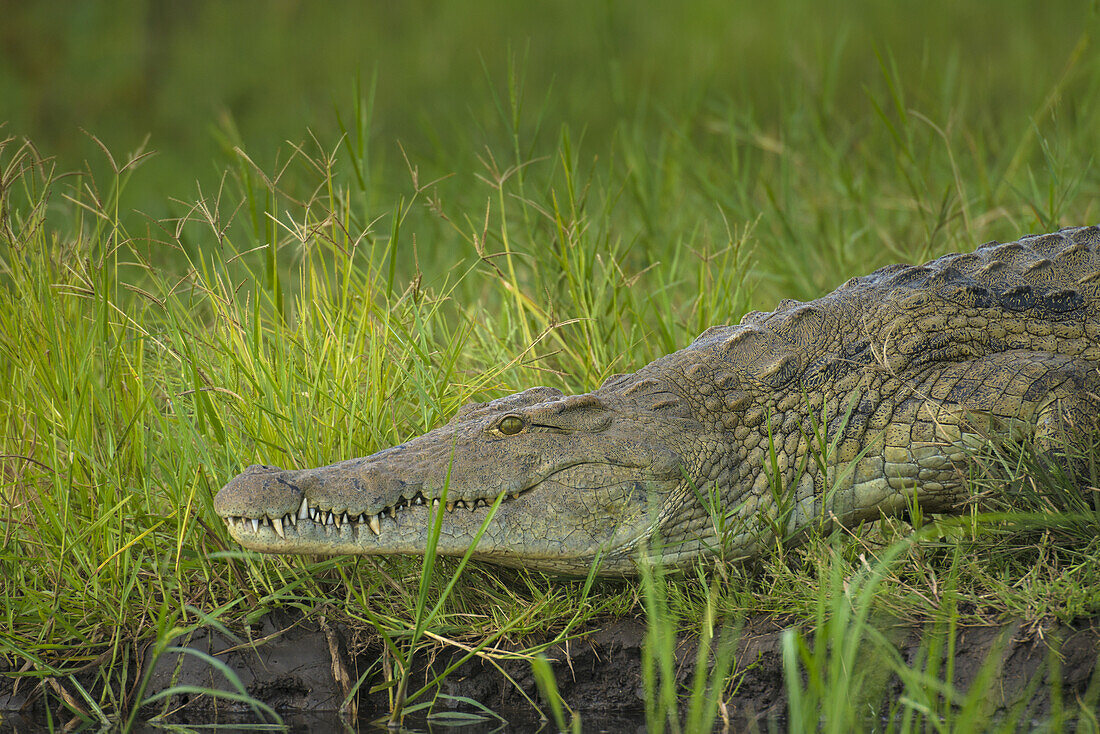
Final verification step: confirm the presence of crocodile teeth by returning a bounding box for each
[227,490,524,537]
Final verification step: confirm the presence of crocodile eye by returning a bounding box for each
[498,416,524,435]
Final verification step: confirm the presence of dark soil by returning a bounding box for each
[2,611,1097,726]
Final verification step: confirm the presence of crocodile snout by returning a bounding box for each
[214,464,303,519]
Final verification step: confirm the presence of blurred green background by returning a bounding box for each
[3,0,1095,218]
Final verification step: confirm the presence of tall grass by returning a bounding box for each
[2,9,1100,726]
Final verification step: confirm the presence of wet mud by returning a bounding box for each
[2,610,1097,726]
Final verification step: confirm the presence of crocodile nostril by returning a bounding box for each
[244,464,283,474]
[215,466,303,519]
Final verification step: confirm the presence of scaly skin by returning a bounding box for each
[215,226,1100,575]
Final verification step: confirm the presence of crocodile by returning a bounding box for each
[215,226,1100,575]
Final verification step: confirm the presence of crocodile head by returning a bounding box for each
[214,382,711,575]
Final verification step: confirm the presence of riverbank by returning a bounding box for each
[5,609,1098,729]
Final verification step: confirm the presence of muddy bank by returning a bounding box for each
[3,611,1098,724]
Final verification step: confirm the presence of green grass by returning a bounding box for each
[3,2,1100,729]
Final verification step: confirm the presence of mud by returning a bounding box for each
[2,611,1097,726]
